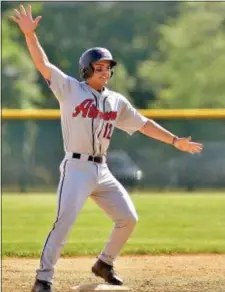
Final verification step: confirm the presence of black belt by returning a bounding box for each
[72,153,103,164]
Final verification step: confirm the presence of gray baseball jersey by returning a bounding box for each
[36,65,148,284]
[49,64,147,155]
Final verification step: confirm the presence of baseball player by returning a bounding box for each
[10,5,203,292]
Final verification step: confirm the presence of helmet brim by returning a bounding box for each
[93,58,117,67]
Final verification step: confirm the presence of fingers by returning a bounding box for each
[175,138,203,154]
[190,147,202,154]
[184,139,203,149]
[34,16,42,26]
[175,136,203,154]
[9,15,19,23]
[20,4,27,15]
[27,4,32,17]
[13,9,21,19]
[191,142,203,147]
[11,6,25,23]
[11,5,29,22]
[190,142,203,149]
[189,143,203,154]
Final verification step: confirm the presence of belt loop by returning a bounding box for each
[65,152,73,159]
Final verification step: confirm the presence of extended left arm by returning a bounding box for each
[139,119,203,154]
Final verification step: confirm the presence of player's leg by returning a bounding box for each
[92,176,138,265]
[34,159,97,285]
[90,164,138,285]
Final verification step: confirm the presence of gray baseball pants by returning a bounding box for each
[36,156,138,283]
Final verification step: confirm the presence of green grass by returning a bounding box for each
[2,192,225,257]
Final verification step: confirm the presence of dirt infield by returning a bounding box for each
[2,255,225,292]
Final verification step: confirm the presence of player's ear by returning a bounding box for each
[83,66,94,79]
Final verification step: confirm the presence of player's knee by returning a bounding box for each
[116,213,138,228]
[129,213,139,226]
[125,214,138,230]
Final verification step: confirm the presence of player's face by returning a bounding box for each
[87,60,112,90]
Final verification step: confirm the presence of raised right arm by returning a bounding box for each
[10,4,51,80]
[24,32,51,80]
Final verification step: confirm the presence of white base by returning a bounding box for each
[71,283,130,292]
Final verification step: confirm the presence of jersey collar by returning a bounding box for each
[82,82,109,98]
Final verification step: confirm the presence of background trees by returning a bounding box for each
[2,2,225,191]
[138,2,225,109]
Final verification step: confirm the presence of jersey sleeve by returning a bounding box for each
[46,64,76,102]
[115,97,148,135]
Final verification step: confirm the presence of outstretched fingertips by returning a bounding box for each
[34,16,42,26]
[9,15,19,23]
[13,9,21,18]
[20,4,27,15]
[27,4,32,17]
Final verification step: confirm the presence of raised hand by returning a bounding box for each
[9,4,42,35]
[174,136,203,154]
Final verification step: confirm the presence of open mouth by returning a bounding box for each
[100,77,108,81]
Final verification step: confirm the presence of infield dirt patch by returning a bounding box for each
[2,255,225,292]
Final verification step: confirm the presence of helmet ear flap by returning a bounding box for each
[82,63,94,79]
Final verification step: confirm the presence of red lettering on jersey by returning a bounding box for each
[104,112,110,121]
[72,99,117,121]
[100,111,103,119]
[88,105,99,118]
[72,99,93,118]
[110,112,117,120]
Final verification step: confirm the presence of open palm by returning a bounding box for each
[10,4,42,34]
[174,136,203,154]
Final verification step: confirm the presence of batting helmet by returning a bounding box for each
[79,47,117,80]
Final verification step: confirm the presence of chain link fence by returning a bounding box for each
[2,118,225,192]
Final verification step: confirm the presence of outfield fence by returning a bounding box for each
[2,109,225,192]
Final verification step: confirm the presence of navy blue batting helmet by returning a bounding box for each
[79,47,117,80]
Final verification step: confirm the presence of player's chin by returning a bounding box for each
[99,78,109,86]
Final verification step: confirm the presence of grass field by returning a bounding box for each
[2,192,225,257]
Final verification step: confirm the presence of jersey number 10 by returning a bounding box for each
[103,122,113,140]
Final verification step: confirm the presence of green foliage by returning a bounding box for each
[108,63,135,99]
[138,2,225,108]
[2,8,43,108]
[5,2,224,109]
[4,2,177,108]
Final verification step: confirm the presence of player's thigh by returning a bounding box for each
[56,159,96,219]
[91,175,138,222]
